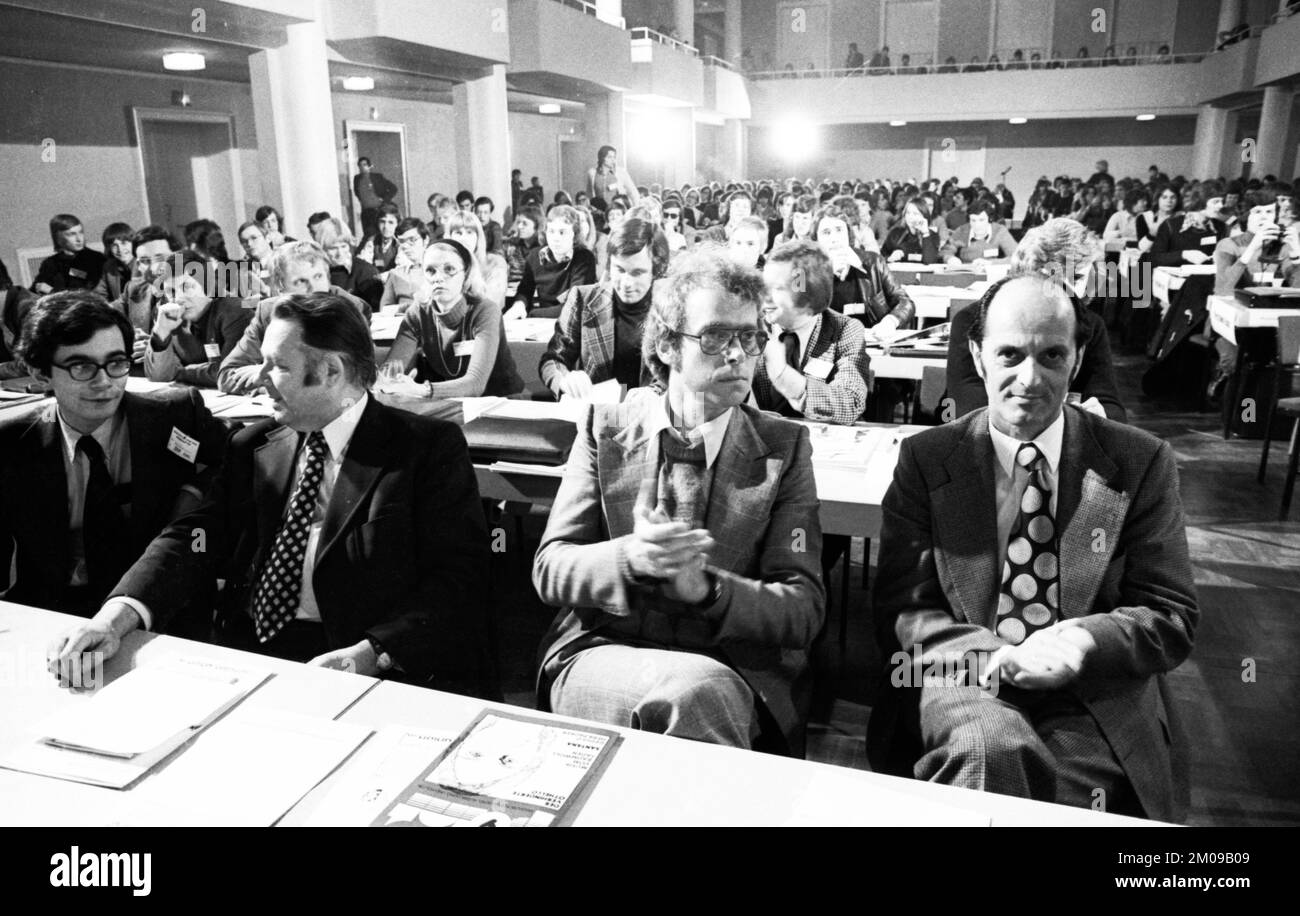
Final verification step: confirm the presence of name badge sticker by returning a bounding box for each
[452,341,476,357]
[983,248,999,258]
[204,343,221,359]
[1200,235,1217,246]
[907,253,923,262]
[167,427,199,464]
[804,357,834,380]
[844,301,866,316]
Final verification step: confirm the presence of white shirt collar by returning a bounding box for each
[988,409,1064,480]
[56,405,122,466]
[647,393,733,469]
[315,391,369,462]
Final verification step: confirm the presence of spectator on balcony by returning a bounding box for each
[1045,49,1064,69]
[1216,21,1249,50]
[882,196,942,264]
[868,45,890,75]
[1122,46,1139,66]
[939,55,959,73]
[1101,45,1119,66]
[962,55,984,73]
[845,42,864,72]
[1155,44,1173,63]
[986,53,1003,71]
[1029,51,1043,69]
[1008,49,1027,70]
[1069,46,1093,68]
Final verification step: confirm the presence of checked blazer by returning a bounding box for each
[751,309,870,425]
[532,393,826,753]
[537,282,657,398]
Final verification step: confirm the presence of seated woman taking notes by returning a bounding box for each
[379,238,524,399]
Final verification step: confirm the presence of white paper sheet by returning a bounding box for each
[298,727,455,826]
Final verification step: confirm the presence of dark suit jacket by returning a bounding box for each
[353,171,397,206]
[1149,214,1226,267]
[109,396,494,696]
[873,406,1198,821]
[533,395,826,753]
[947,304,1128,422]
[0,389,227,615]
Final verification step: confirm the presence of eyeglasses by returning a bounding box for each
[664,212,681,220]
[425,265,463,280]
[54,357,133,381]
[396,234,424,247]
[678,328,768,356]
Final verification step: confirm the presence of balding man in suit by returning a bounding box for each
[872,275,1198,820]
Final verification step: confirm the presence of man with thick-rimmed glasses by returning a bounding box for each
[533,247,825,757]
[0,291,226,616]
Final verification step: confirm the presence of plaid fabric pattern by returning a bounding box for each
[752,310,870,425]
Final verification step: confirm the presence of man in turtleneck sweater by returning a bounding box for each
[533,249,826,756]
[539,218,667,400]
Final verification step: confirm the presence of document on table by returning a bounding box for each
[372,710,623,827]
[2,656,271,789]
[115,708,372,826]
[806,425,888,470]
[505,317,560,342]
[370,313,403,340]
[298,727,455,826]
[200,390,276,421]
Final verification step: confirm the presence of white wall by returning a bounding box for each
[507,111,584,203]
[0,60,259,277]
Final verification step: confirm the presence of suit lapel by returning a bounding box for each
[1056,408,1127,619]
[932,417,1000,629]
[316,398,390,564]
[253,424,298,549]
[582,289,615,375]
[124,394,163,540]
[702,409,772,572]
[599,404,659,539]
[30,407,72,573]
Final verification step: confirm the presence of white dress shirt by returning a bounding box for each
[988,411,1064,572]
[56,407,131,589]
[291,393,370,621]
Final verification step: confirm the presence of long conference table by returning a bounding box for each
[0,602,1157,827]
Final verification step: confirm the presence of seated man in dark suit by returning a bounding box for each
[533,249,825,754]
[751,239,870,425]
[218,241,369,394]
[947,219,1127,422]
[49,292,494,697]
[2,292,226,617]
[873,275,1198,821]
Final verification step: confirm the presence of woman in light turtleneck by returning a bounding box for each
[379,238,524,399]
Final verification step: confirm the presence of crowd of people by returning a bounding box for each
[3,141,1298,822]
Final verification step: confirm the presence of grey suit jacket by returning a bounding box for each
[874,405,1198,821]
[532,395,826,752]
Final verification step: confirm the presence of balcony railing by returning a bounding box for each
[747,50,1205,80]
[629,26,698,57]
[549,0,623,29]
[701,55,734,70]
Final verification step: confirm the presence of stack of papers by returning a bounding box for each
[200,390,276,421]
[2,656,270,789]
[806,425,888,470]
[504,317,559,342]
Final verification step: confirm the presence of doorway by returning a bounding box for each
[559,137,587,201]
[344,121,410,228]
[133,109,243,241]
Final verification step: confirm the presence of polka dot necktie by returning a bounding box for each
[995,442,1060,645]
[251,431,328,643]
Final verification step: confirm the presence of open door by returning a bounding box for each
[344,121,410,228]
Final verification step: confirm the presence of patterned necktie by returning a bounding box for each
[780,330,801,369]
[251,431,329,643]
[995,442,1060,645]
[76,435,127,593]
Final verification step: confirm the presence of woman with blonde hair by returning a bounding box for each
[444,210,508,306]
[378,237,524,398]
[509,203,597,318]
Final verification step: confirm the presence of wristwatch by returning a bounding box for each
[365,636,394,671]
[691,570,723,609]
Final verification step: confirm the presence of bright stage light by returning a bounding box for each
[770,117,819,162]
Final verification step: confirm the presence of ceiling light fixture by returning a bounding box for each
[538,103,562,114]
[1136,114,1155,121]
[1008,117,1028,124]
[342,76,375,91]
[162,52,205,71]
[889,120,907,126]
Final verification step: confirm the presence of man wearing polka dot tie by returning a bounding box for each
[49,292,495,699]
[872,275,1198,822]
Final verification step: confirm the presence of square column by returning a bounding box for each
[453,65,511,214]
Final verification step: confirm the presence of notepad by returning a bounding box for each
[2,656,270,789]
